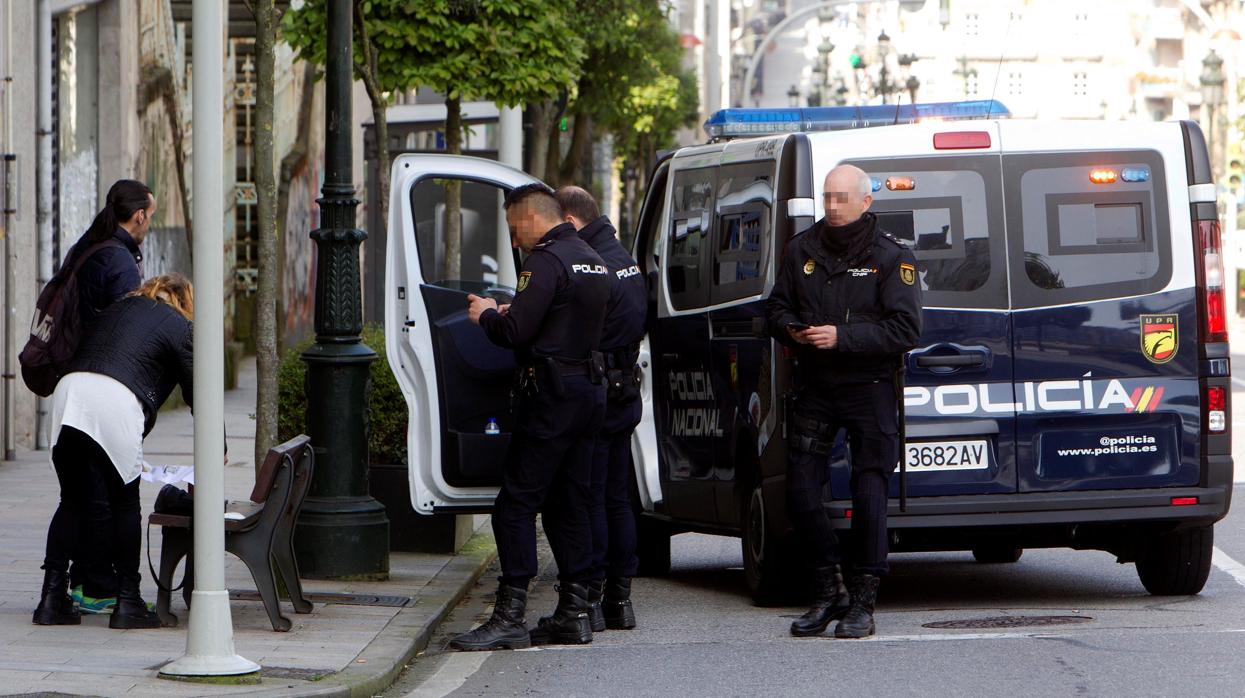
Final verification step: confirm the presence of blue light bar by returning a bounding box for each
[1120,167,1150,183]
[703,100,1011,139]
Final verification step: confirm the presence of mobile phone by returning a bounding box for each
[786,322,811,332]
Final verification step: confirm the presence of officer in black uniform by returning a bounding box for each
[556,186,647,632]
[766,164,922,639]
[449,183,611,651]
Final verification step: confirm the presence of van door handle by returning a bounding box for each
[915,354,985,368]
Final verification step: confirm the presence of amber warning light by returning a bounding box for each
[1090,169,1118,184]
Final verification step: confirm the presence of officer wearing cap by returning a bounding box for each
[556,185,647,632]
[449,183,611,651]
[766,164,922,639]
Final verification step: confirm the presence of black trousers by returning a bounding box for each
[43,426,142,588]
[786,380,898,577]
[493,375,605,588]
[588,397,642,581]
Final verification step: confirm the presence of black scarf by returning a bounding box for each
[820,212,877,263]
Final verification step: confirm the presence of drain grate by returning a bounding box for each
[923,615,1093,630]
[229,589,412,608]
[261,666,336,681]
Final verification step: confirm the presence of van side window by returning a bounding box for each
[411,178,512,290]
[852,156,1007,310]
[667,166,717,310]
[713,161,773,303]
[1004,151,1170,308]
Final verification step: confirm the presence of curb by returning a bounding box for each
[232,531,497,698]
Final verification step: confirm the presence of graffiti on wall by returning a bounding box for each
[282,157,322,347]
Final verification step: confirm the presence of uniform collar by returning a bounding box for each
[578,216,616,249]
[536,222,579,247]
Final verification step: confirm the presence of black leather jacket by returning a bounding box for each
[66,296,193,435]
[65,227,143,324]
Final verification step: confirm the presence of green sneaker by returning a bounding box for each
[71,585,116,615]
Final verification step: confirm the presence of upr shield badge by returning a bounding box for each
[899,262,916,286]
[1140,314,1177,364]
[517,271,532,293]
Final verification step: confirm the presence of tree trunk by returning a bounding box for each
[251,0,280,470]
[545,116,562,184]
[558,112,591,186]
[443,94,463,282]
[528,101,551,182]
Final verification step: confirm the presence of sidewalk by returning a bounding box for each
[0,358,495,697]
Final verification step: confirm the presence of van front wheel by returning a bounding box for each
[742,485,799,606]
[1136,525,1213,596]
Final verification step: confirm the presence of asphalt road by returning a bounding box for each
[385,364,1245,698]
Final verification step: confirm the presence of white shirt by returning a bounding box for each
[49,372,146,484]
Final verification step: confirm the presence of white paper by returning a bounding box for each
[140,461,195,486]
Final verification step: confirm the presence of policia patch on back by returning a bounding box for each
[517,271,532,293]
[899,263,916,286]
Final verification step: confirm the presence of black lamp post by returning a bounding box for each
[1201,49,1226,181]
[875,30,895,104]
[788,84,801,107]
[292,0,390,579]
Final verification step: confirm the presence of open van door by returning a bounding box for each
[386,154,537,514]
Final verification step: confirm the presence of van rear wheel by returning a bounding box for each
[742,485,800,606]
[972,546,1023,564]
[1136,525,1213,596]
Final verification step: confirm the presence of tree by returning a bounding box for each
[285,0,585,281]
[245,0,286,470]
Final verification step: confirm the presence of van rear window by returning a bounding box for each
[852,156,1007,310]
[1003,151,1170,308]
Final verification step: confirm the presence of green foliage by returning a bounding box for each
[566,1,699,163]
[277,325,409,465]
[282,0,585,106]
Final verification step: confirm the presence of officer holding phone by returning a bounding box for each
[766,164,923,639]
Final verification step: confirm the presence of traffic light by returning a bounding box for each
[849,52,863,69]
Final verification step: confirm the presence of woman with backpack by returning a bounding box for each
[33,273,193,629]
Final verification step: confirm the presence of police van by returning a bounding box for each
[386,100,1232,603]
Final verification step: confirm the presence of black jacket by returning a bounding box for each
[767,214,923,384]
[578,216,646,363]
[66,227,143,324]
[479,223,611,365]
[67,296,193,435]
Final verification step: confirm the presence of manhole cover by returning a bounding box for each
[229,589,412,607]
[922,615,1093,630]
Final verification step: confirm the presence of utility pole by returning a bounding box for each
[160,0,258,677]
[291,0,389,579]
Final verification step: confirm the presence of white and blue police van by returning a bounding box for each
[386,100,1232,603]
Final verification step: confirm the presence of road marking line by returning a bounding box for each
[1213,546,1245,591]
[407,651,492,698]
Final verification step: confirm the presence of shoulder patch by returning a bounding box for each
[517,271,532,293]
[881,231,908,248]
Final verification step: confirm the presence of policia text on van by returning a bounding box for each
[387,100,1232,624]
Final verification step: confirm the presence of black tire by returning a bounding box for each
[1136,525,1213,596]
[741,485,800,606]
[972,546,1023,564]
[635,515,672,577]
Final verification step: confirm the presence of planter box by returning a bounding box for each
[368,462,473,554]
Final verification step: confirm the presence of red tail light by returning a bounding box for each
[1170,496,1199,506]
[1195,219,1228,343]
[1207,385,1227,433]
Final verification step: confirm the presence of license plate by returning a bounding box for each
[901,440,989,472]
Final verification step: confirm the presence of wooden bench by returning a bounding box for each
[150,434,315,631]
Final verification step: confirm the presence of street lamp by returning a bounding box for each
[788,84,801,107]
[875,30,896,104]
[1202,49,1226,180]
[293,0,389,579]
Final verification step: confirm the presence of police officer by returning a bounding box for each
[449,183,611,651]
[556,186,647,632]
[766,164,922,639]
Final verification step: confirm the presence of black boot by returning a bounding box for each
[529,582,593,645]
[450,584,531,651]
[32,569,80,626]
[603,577,636,630]
[790,566,850,637]
[109,579,160,629]
[834,574,880,639]
[586,579,606,632]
